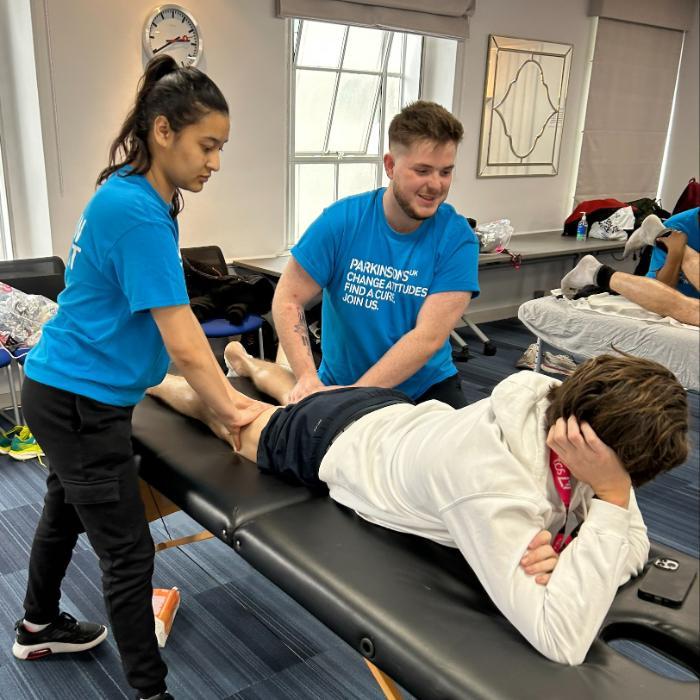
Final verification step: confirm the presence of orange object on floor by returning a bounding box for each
[152,587,180,647]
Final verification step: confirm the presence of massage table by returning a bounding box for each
[518,295,700,391]
[132,378,700,700]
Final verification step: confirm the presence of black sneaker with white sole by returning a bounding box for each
[12,611,108,660]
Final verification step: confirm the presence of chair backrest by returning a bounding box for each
[0,256,66,301]
[180,246,228,276]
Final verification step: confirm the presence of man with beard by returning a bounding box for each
[272,101,479,408]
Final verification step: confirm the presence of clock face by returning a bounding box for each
[143,5,202,67]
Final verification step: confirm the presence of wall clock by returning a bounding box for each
[143,5,202,67]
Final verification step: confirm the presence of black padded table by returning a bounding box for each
[133,382,700,699]
[236,499,699,700]
[132,379,316,545]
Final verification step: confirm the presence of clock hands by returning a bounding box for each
[153,35,192,54]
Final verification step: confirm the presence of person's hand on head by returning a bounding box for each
[546,416,631,509]
[520,530,559,585]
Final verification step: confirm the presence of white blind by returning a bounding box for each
[575,18,683,203]
[276,0,476,40]
[589,0,696,31]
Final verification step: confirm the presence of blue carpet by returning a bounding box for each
[0,317,697,697]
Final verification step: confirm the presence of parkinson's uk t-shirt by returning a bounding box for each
[292,188,479,399]
[646,207,699,299]
[25,170,190,406]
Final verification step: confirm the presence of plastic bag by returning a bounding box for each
[475,219,514,253]
[589,206,634,241]
[0,282,57,350]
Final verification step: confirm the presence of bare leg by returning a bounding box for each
[147,376,233,446]
[654,231,687,288]
[681,246,699,291]
[147,375,277,461]
[224,341,296,404]
[610,272,700,327]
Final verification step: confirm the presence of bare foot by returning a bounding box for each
[224,341,252,376]
[146,374,181,398]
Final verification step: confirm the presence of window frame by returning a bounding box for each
[286,19,420,246]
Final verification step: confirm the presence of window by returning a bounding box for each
[288,20,423,243]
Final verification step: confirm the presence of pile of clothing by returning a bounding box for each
[182,257,274,325]
[563,198,671,241]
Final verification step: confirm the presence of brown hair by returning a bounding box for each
[388,100,464,150]
[545,354,689,487]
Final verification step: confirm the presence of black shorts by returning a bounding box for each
[414,373,467,408]
[256,387,412,489]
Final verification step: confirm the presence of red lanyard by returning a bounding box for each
[549,450,574,553]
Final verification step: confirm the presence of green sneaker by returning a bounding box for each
[0,426,24,454]
[8,427,45,461]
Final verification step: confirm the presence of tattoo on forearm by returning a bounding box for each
[292,308,311,353]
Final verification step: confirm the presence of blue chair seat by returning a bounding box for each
[0,347,21,425]
[0,347,12,369]
[200,315,265,358]
[15,347,31,365]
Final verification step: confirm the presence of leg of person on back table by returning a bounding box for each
[636,229,699,292]
[624,209,700,296]
[561,253,700,327]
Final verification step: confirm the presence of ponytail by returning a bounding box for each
[96,55,228,218]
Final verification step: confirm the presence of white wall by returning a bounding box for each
[26,0,595,263]
[659,0,699,210]
[0,0,52,259]
[18,0,693,266]
[448,0,593,234]
[30,0,288,262]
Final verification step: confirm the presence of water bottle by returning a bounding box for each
[576,212,588,241]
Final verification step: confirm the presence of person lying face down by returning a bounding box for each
[148,346,689,665]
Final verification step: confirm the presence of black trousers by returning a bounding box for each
[21,378,167,697]
[415,373,468,408]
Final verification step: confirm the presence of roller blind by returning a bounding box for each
[589,0,696,31]
[574,18,683,204]
[276,0,476,40]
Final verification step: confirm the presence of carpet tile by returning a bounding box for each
[0,317,696,698]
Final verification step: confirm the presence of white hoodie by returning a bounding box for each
[319,371,649,665]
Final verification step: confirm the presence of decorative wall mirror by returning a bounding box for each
[478,35,572,177]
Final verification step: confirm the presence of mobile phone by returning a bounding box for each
[637,557,697,608]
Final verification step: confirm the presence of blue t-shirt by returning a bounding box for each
[646,207,699,299]
[292,188,479,399]
[25,170,190,406]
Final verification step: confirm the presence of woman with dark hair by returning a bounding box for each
[12,56,267,700]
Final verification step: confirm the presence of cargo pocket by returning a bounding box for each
[63,477,120,505]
